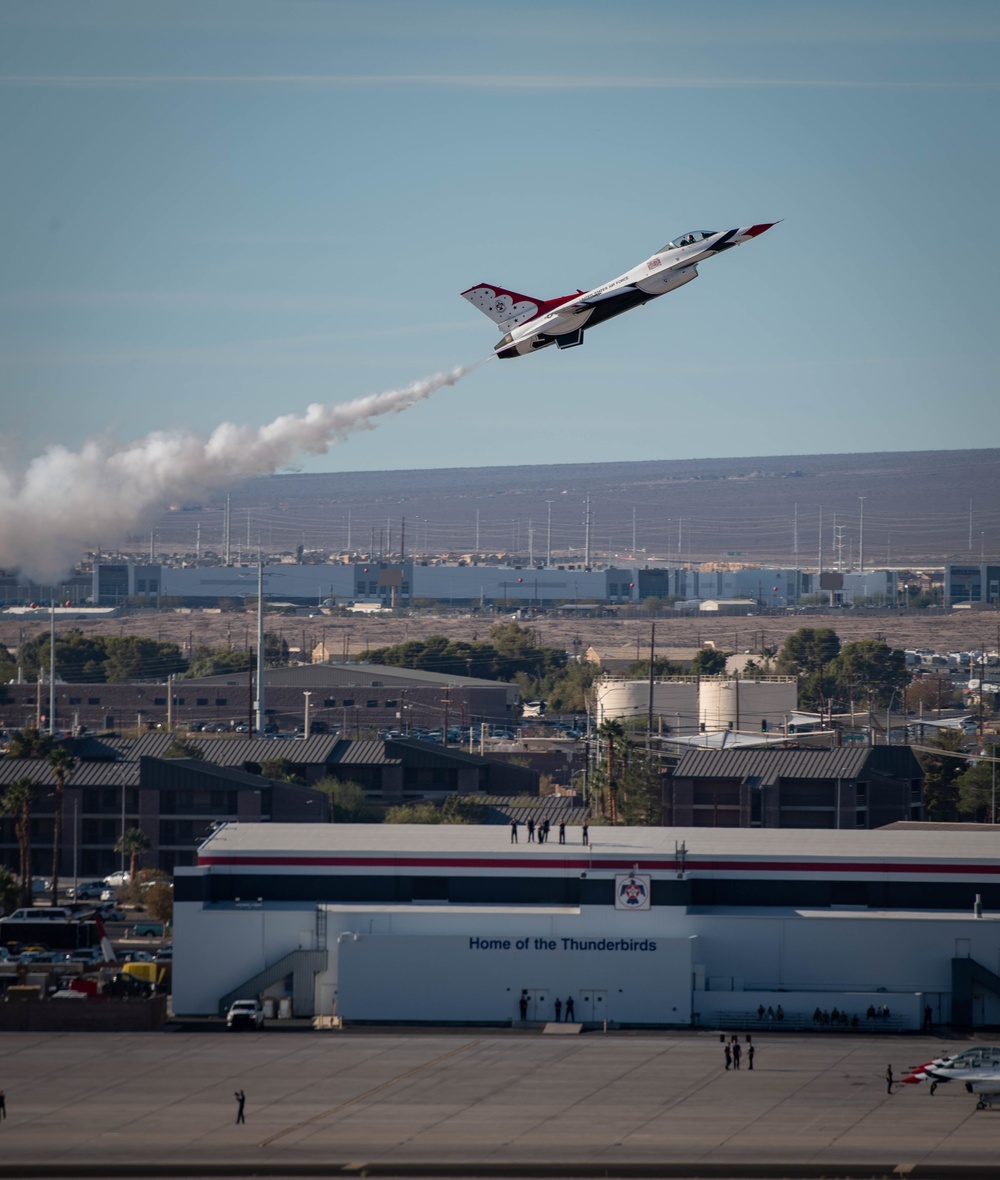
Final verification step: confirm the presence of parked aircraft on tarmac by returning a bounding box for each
[462,223,777,359]
[902,1046,1000,1094]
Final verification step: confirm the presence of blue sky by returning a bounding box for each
[2,0,998,477]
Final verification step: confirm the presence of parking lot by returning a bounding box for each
[0,1029,998,1177]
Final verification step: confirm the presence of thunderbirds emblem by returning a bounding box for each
[615,873,651,911]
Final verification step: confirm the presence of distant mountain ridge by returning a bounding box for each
[151,448,999,568]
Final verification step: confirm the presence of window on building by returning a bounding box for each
[69,696,81,705]
[154,698,166,706]
[324,698,336,707]
[385,699,398,708]
[215,698,227,706]
[343,698,354,707]
[366,699,378,708]
[196,698,208,707]
[88,697,101,705]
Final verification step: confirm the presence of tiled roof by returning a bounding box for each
[0,757,139,787]
[188,734,341,767]
[672,745,922,787]
[185,663,507,690]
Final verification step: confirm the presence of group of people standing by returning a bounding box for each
[510,817,564,844]
[723,1035,756,1070]
[518,993,576,1022]
[510,818,589,846]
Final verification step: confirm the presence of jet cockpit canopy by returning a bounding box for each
[662,230,717,251]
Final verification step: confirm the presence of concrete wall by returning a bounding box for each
[0,995,167,1032]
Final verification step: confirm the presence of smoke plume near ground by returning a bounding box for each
[0,364,475,581]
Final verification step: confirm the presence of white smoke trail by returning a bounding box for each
[0,364,478,581]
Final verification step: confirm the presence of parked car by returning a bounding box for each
[103,870,131,888]
[96,905,126,922]
[119,950,154,963]
[67,881,106,900]
[226,998,265,1030]
[131,921,166,938]
[153,947,172,963]
[104,971,154,998]
[65,947,104,965]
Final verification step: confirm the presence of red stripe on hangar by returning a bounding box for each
[196,854,1000,876]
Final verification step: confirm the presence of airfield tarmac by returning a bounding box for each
[0,1028,997,1178]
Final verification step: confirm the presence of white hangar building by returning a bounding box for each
[174,824,1000,1028]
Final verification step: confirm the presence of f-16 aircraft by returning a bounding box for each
[462,223,777,359]
[966,1078,1000,1110]
[901,1046,1000,1094]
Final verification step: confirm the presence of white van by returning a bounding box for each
[4,907,73,922]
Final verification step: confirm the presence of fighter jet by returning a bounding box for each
[462,223,777,359]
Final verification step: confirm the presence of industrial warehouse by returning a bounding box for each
[174,823,1000,1028]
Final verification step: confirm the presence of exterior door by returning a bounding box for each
[526,989,550,1021]
[579,988,608,1022]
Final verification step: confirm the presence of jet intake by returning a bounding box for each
[553,328,585,350]
[636,264,698,296]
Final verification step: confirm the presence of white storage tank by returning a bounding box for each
[698,676,796,733]
[596,679,699,733]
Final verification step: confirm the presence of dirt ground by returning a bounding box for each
[3,606,998,665]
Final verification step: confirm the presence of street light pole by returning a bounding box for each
[858,495,866,573]
[303,691,312,738]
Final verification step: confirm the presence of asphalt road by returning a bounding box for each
[0,1028,996,1178]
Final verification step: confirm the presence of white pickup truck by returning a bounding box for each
[226,998,265,1030]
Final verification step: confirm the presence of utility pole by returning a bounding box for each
[647,622,656,749]
[545,501,553,567]
[255,555,265,734]
[224,492,231,565]
[632,506,637,557]
[858,494,866,572]
[48,604,56,731]
[304,691,312,738]
[793,502,798,567]
[584,496,591,569]
[818,507,823,604]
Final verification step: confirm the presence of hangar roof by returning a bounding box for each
[195,821,1000,865]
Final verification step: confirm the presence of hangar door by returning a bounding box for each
[337,933,693,1025]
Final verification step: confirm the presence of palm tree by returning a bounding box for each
[115,826,151,883]
[597,718,626,823]
[4,726,52,760]
[0,777,37,906]
[47,745,77,904]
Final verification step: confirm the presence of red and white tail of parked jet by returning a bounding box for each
[462,223,778,359]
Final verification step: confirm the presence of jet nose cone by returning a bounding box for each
[740,222,778,240]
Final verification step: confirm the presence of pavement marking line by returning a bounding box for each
[257,1038,482,1149]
